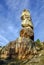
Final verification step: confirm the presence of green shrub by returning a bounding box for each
[35,39,43,49]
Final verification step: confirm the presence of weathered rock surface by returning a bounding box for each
[21,9,33,29]
[0,37,35,60]
[0,47,44,65]
[21,9,34,41]
[20,27,34,40]
[0,10,44,65]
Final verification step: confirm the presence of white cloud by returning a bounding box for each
[0,35,9,46]
[8,25,20,34]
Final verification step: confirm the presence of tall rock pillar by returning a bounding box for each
[20,9,34,40]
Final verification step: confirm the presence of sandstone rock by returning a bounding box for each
[0,9,44,65]
[0,37,35,60]
[20,27,34,40]
[0,46,2,51]
[21,19,33,28]
[21,9,34,41]
[0,9,34,60]
[21,9,33,29]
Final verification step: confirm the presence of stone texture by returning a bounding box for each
[0,37,35,60]
[21,9,33,29]
[0,9,44,65]
[20,27,34,40]
[0,9,36,60]
[21,9,34,41]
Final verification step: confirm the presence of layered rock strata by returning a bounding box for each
[0,10,35,60]
[21,9,34,40]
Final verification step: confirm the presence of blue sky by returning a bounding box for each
[0,0,44,46]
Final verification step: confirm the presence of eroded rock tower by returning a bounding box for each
[20,9,34,40]
[0,9,34,60]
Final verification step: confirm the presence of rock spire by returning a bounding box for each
[0,9,35,60]
[20,9,34,40]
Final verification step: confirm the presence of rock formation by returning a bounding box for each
[0,10,44,65]
[0,9,35,60]
[21,9,34,40]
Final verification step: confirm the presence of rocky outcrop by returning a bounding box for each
[0,47,44,65]
[0,38,35,60]
[0,46,2,51]
[0,9,35,60]
[20,27,34,40]
[0,10,44,65]
[21,9,34,40]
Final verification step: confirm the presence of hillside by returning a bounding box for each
[0,9,44,65]
[0,41,44,65]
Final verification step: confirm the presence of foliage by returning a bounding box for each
[36,39,40,43]
[35,39,43,49]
